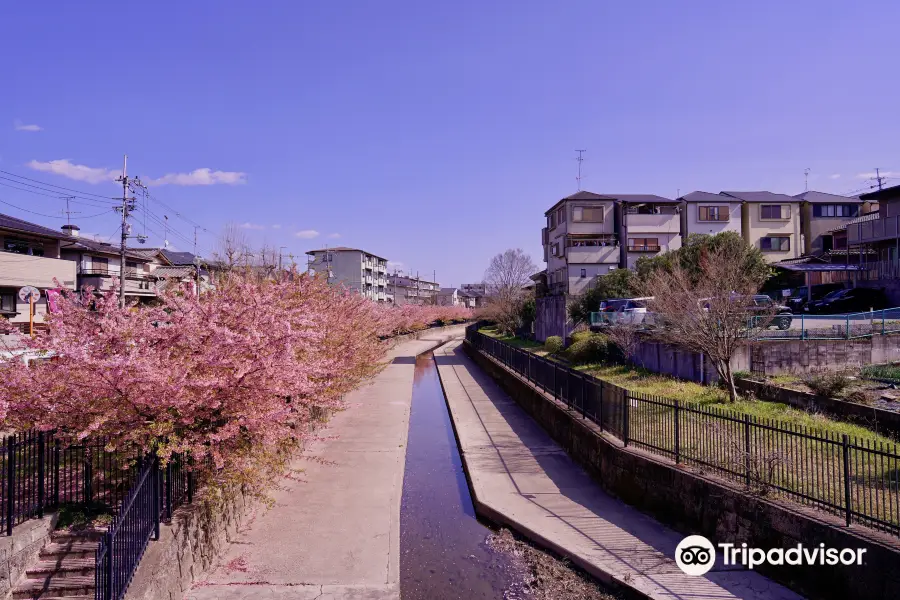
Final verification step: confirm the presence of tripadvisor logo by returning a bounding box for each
[675,535,868,576]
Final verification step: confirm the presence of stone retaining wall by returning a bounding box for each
[736,378,900,440]
[465,341,900,600]
[0,514,56,598]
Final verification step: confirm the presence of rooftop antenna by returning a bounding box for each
[804,168,811,192]
[60,196,79,225]
[575,149,586,191]
[164,215,170,248]
[875,168,885,190]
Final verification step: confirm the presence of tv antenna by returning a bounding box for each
[575,149,586,191]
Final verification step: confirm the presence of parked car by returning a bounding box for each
[750,294,793,330]
[786,283,844,313]
[806,287,889,314]
[607,297,653,325]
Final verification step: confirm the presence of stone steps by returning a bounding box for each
[11,528,103,599]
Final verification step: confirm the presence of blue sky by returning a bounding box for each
[2,1,898,286]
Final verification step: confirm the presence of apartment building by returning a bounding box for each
[0,214,77,327]
[386,273,439,305]
[680,191,744,237]
[542,192,679,295]
[306,247,389,301]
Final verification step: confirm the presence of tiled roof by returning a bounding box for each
[720,191,800,203]
[679,191,735,203]
[154,265,197,279]
[160,249,198,265]
[61,237,152,260]
[792,190,861,203]
[0,213,68,239]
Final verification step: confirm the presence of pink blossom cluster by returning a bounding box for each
[0,274,470,495]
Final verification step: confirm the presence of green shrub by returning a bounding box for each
[545,336,563,354]
[860,363,900,382]
[564,333,610,365]
[801,369,852,398]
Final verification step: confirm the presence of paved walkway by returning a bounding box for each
[434,340,803,600]
[188,327,467,600]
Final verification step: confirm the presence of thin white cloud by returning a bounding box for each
[327,233,341,239]
[26,159,118,184]
[387,261,404,270]
[295,229,320,239]
[14,120,42,132]
[239,222,265,230]
[271,224,282,229]
[147,168,247,186]
[857,171,899,179]
[829,174,841,180]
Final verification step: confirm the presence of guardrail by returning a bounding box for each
[95,453,193,600]
[590,307,900,341]
[466,324,900,537]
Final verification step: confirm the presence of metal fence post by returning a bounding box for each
[598,380,604,431]
[581,374,587,419]
[882,310,886,335]
[800,313,805,340]
[84,454,93,505]
[623,392,630,447]
[743,414,751,487]
[842,434,852,527]
[674,400,680,464]
[104,529,114,600]
[846,315,851,340]
[152,456,161,540]
[165,461,173,520]
[53,439,60,508]
[37,432,45,518]
[6,436,14,536]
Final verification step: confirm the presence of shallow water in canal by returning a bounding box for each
[399,351,524,599]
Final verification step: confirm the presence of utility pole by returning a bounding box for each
[575,149,586,191]
[804,168,810,192]
[115,155,145,309]
[279,246,287,272]
[875,168,885,191]
[194,226,202,300]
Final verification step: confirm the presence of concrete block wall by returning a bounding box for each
[466,341,900,600]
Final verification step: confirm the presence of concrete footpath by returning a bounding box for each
[188,326,466,600]
[434,340,803,600]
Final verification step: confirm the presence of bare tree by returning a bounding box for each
[214,222,252,270]
[605,322,644,366]
[482,249,537,336]
[643,246,775,402]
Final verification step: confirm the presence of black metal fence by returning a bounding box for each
[1,431,139,535]
[95,453,193,600]
[466,325,900,537]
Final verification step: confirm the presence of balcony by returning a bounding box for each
[0,252,77,289]
[848,215,898,245]
[627,245,661,253]
[624,213,680,232]
[565,244,619,264]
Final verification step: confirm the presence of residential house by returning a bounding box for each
[0,213,77,327]
[680,191,744,238]
[717,191,803,262]
[55,225,157,299]
[436,287,460,306]
[542,191,680,295]
[387,273,439,305]
[846,184,900,300]
[793,191,871,255]
[460,283,487,296]
[306,247,389,301]
[128,248,211,291]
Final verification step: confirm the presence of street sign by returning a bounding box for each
[18,286,40,303]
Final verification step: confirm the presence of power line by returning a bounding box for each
[0,178,117,208]
[0,197,113,219]
[0,169,118,200]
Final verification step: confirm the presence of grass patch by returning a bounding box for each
[861,363,900,381]
[56,501,114,531]
[479,327,550,355]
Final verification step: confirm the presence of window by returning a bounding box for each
[760,236,791,251]
[0,292,14,313]
[551,242,560,256]
[580,268,586,278]
[91,257,109,273]
[557,206,566,224]
[628,238,659,251]
[572,206,604,222]
[3,238,45,256]
[813,204,859,218]
[698,206,729,222]
[548,212,557,229]
[760,204,790,220]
